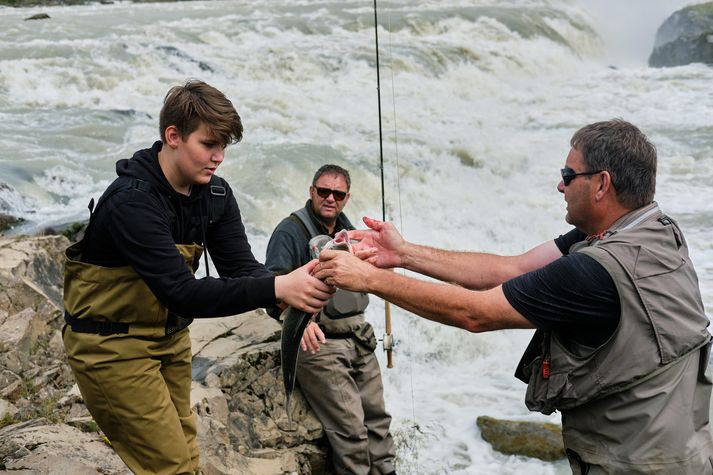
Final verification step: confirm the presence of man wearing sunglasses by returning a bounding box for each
[265,164,396,475]
[317,120,713,474]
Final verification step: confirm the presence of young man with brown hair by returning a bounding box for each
[63,80,332,475]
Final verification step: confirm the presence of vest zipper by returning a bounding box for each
[542,332,551,379]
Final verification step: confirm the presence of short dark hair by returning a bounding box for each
[571,119,656,209]
[312,164,351,190]
[159,79,243,147]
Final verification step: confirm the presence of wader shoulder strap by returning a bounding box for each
[83,177,155,237]
[289,207,321,240]
[89,176,226,224]
[90,177,152,216]
[208,175,226,224]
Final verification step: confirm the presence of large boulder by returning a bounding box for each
[0,236,74,432]
[649,2,713,67]
[191,312,328,474]
[476,415,566,461]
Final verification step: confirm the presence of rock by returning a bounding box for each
[0,398,18,418]
[0,214,23,233]
[0,420,130,474]
[476,415,565,461]
[191,311,327,472]
[24,13,50,20]
[39,220,88,244]
[0,235,69,315]
[649,3,713,67]
[57,384,83,408]
[0,378,23,401]
[0,308,47,356]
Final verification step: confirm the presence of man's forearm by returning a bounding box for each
[398,242,526,290]
[364,266,532,332]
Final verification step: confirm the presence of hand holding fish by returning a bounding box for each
[348,216,405,269]
[274,260,334,313]
[316,249,375,293]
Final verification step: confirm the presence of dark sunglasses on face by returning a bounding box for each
[315,187,348,201]
[560,167,604,186]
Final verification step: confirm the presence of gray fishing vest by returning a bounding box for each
[291,208,371,337]
[518,202,713,473]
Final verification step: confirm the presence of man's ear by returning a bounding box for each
[164,125,181,148]
[595,171,613,201]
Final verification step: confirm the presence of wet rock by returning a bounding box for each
[24,13,50,20]
[649,2,713,67]
[39,220,88,243]
[476,415,565,461]
[0,214,23,233]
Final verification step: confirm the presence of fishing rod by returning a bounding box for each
[373,0,394,369]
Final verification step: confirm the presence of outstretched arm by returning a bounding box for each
[351,217,561,290]
[315,251,534,332]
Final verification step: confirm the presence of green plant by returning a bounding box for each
[0,412,16,429]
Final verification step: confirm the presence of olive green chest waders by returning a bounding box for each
[517,203,713,474]
[287,207,396,475]
[63,240,203,475]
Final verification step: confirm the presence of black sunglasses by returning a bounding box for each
[560,167,604,186]
[315,187,348,201]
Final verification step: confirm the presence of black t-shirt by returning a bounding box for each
[502,228,620,348]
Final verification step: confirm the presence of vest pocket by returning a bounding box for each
[633,246,708,364]
[523,356,577,415]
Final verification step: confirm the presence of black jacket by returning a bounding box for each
[81,141,275,318]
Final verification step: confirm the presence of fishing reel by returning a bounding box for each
[380,333,397,352]
[380,332,398,369]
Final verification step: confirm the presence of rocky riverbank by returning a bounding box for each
[0,233,329,474]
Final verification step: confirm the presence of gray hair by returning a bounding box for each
[571,119,656,209]
[312,164,351,190]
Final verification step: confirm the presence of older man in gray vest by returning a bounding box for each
[266,164,396,475]
[316,120,713,474]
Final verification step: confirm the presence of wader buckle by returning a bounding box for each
[96,321,115,336]
[210,185,226,197]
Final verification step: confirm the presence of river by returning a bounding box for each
[0,1,710,473]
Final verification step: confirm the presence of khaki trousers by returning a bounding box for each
[297,337,395,475]
[63,326,199,475]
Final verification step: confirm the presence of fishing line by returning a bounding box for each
[386,12,423,474]
[376,1,422,471]
[386,17,423,475]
